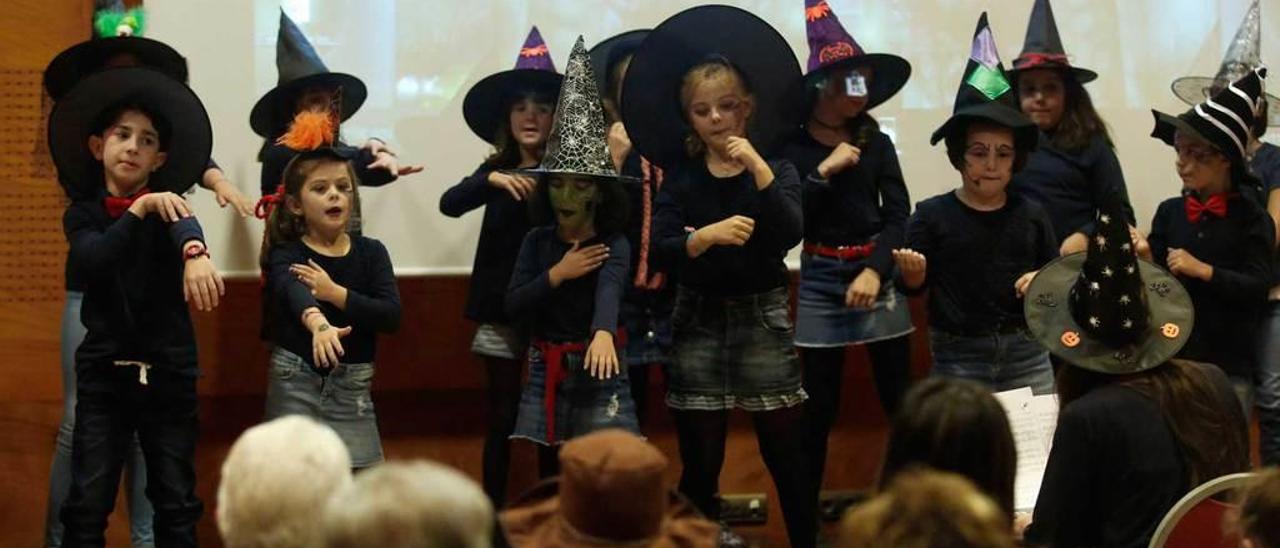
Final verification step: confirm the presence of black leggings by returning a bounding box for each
[482,356,523,508]
[801,335,911,501]
[674,407,816,548]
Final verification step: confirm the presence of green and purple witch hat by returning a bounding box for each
[463,26,564,143]
[801,0,911,110]
[930,12,1035,147]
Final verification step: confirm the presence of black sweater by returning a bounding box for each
[266,236,402,367]
[652,160,803,297]
[439,164,535,323]
[63,197,206,374]
[902,191,1057,334]
[1148,193,1274,377]
[1010,132,1135,243]
[506,227,629,343]
[778,128,910,279]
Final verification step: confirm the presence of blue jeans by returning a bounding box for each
[46,291,153,547]
[929,328,1056,394]
[264,347,384,468]
[1257,302,1280,465]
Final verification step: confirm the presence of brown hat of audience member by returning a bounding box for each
[499,429,719,547]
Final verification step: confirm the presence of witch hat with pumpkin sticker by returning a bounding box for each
[463,26,564,144]
[800,0,911,111]
[1172,0,1280,126]
[249,9,368,138]
[1008,0,1098,83]
[517,36,636,184]
[1024,198,1193,374]
[930,12,1036,148]
[44,0,189,101]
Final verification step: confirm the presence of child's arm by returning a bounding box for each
[200,158,254,217]
[505,231,553,320]
[893,206,932,294]
[868,141,911,281]
[63,202,141,274]
[168,216,224,311]
[749,160,805,253]
[585,235,631,380]
[439,167,536,217]
[1184,214,1274,302]
[350,141,424,187]
[292,240,402,333]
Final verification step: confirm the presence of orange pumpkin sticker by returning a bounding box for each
[1160,323,1180,339]
[1060,331,1081,348]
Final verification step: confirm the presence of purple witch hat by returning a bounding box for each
[801,0,911,110]
[464,26,564,143]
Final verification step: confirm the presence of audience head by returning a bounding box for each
[323,460,494,548]
[840,467,1015,548]
[1236,468,1280,548]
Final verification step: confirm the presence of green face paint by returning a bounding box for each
[548,176,598,232]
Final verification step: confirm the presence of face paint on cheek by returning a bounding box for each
[549,181,598,231]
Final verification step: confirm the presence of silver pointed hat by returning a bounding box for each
[1172,0,1280,126]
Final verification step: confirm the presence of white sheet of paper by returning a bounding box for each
[995,388,1059,512]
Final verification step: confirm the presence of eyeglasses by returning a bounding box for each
[1174,144,1222,164]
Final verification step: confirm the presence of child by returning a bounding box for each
[49,66,223,547]
[252,10,421,233]
[894,14,1058,394]
[260,146,402,470]
[439,25,560,506]
[1007,0,1140,255]
[623,6,816,546]
[506,36,638,457]
[1146,67,1275,412]
[778,0,915,504]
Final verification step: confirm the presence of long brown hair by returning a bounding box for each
[257,153,361,273]
[1020,70,1113,154]
[1056,360,1250,487]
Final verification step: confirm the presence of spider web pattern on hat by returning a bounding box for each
[539,36,618,179]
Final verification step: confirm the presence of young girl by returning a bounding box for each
[779,0,914,504]
[439,26,560,506]
[624,7,815,546]
[505,36,638,462]
[895,14,1057,394]
[261,147,402,470]
[1146,67,1275,412]
[1007,0,1140,255]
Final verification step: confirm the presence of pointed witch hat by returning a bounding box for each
[1008,0,1098,83]
[463,26,564,144]
[1172,0,1280,126]
[799,0,912,110]
[249,9,368,138]
[930,13,1036,147]
[1155,67,1268,164]
[44,1,189,101]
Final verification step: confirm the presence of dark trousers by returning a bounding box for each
[60,362,202,547]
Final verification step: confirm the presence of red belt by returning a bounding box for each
[532,329,627,443]
[803,241,876,260]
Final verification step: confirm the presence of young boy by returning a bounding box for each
[893,14,1058,393]
[49,66,222,547]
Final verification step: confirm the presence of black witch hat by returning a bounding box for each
[930,13,1036,148]
[1153,67,1267,165]
[621,5,803,171]
[462,26,564,144]
[249,10,367,138]
[588,29,649,102]
[49,67,212,200]
[1025,199,1193,374]
[44,2,188,101]
[1007,0,1098,83]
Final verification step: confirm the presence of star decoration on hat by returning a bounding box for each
[1100,214,1111,224]
[1119,294,1131,305]
[1065,200,1153,347]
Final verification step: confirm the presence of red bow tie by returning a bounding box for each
[104,189,150,219]
[1185,193,1229,224]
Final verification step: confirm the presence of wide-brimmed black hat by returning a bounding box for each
[799,0,911,111]
[516,36,637,185]
[249,10,367,138]
[1007,0,1098,84]
[43,5,188,100]
[620,5,804,171]
[588,29,649,102]
[49,67,212,200]
[1025,200,1193,374]
[931,13,1037,148]
[1153,67,1267,164]
[1171,0,1280,126]
[463,26,564,144]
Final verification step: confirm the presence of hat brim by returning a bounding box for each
[588,30,650,100]
[930,102,1037,145]
[499,478,720,548]
[249,72,367,138]
[44,37,189,101]
[1007,61,1098,85]
[48,67,211,200]
[1023,253,1194,374]
[513,167,641,185]
[621,5,804,172]
[462,69,564,144]
[1149,108,1244,163]
[801,53,913,111]
[1171,75,1280,126]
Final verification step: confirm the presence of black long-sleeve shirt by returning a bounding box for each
[266,236,401,368]
[439,164,536,323]
[902,191,1057,334]
[1010,133,1135,243]
[1026,361,1243,548]
[652,160,803,297]
[778,129,910,279]
[505,227,629,343]
[1148,193,1274,377]
[63,198,206,374]
[259,142,395,197]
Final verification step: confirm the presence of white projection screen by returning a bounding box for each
[145,0,1276,276]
